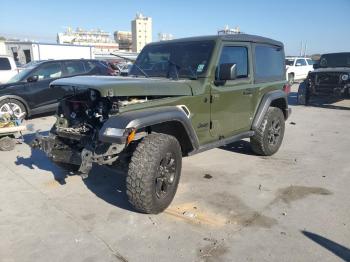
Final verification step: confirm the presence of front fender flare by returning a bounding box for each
[99,106,200,150]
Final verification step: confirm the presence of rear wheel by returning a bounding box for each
[250,107,285,156]
[126,133,182,214]
[0,99,26,119]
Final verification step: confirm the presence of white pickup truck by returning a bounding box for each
[285,57,314,83]
[0,56,18,84]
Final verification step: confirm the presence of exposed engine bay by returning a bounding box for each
[32,89,161,175]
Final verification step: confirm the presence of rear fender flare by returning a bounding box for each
[252,90,289,130]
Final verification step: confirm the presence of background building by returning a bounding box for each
[114,31,132,52]
[57,27,118,55]
[158,33,173,41]
[131,13,152,52]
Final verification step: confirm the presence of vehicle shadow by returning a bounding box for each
[301,230,350,261]
[288,91,350,110]
[82,165,134,212]
[15,131,73,185]
[288,91,298,106]
[16,132,134,211]
[219,140,255,155]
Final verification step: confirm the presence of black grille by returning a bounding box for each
[316,72,341,85]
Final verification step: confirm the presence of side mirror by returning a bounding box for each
[27,75,38,82]
[218,63,237,81]
[313,63,319,69]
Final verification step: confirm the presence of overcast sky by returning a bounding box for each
[0,0,349,55]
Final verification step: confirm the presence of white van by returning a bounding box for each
[0,56,18,84]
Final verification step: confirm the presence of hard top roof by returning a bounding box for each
[148,34,283,47]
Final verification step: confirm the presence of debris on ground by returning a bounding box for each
[282,212,287,216]
[182,211,197,219]
[204,174,213,179]
[289,122,296,125]
[148,216,157,225]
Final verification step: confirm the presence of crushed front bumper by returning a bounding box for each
[31,133,125,174]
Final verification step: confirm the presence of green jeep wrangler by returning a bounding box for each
[32,34,291,214]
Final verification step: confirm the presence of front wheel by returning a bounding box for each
[250,107,285,156]
[126,133,182,214]
[0,99,26,119]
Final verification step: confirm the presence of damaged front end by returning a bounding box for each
[31,88,146,175]
[308,71,350,97]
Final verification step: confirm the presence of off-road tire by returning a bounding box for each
[126,133,182,214]
[0,99,26,119]
[0,136,16,151]
[250,107,285,156]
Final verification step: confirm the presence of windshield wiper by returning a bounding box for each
[109,53,149,78]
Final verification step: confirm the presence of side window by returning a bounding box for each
[0,58,11,70]
[306,59,314,65]
[296,59,307,66]
[218,46,248,78]
[32,62,62,80]
[65,61,85,76]
[255,45,284,82]
[85,61,102,75]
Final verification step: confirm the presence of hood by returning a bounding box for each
[51,76,193,97]
[0,81,25,90]
[311,67,350,74]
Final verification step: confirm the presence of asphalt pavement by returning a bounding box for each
[0,85,349,262]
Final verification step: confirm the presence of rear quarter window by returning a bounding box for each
[0,58,11,70]
[254,45,285,83]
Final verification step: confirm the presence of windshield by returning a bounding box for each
[285,59,294,66]
[130,40,215,79]
[7,68,32,83]
[319,53,350,68]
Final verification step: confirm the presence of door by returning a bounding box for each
[210,43,255,139]
[0,57,13,83]
[25,61,64,110]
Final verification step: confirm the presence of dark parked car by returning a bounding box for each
[0,59,115,118]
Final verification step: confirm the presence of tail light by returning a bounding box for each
[283,83,291,94]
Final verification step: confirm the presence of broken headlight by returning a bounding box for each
[103,128,126,137]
